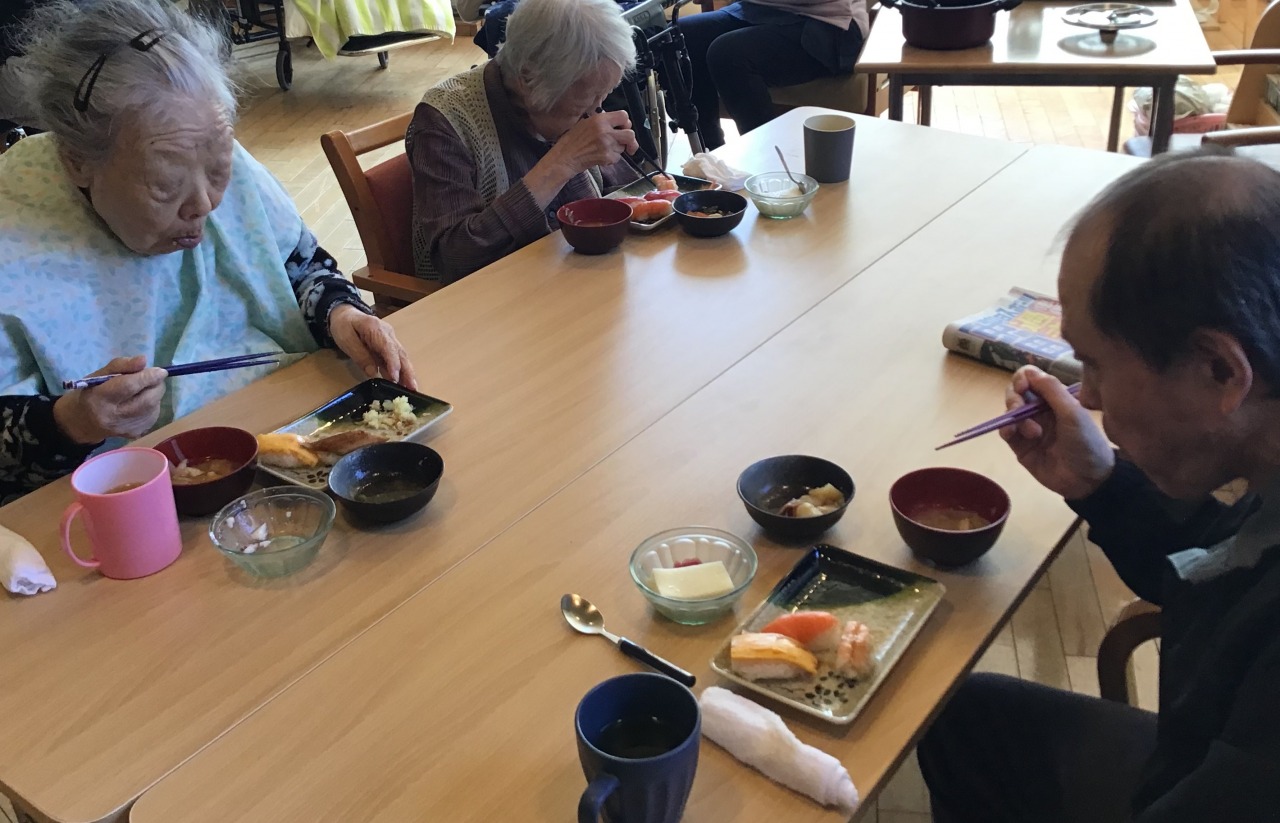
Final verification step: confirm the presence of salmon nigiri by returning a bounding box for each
[759,610,842,653]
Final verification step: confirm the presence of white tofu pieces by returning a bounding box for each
[652,561,735,600]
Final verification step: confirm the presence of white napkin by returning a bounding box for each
[1,523,57,595]
[699,686,858,814]
[681,153,751,191]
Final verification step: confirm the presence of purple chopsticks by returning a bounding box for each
[936,383,1083,451]
[62,352,280,391]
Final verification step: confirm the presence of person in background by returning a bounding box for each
[0,0,417,504]
[917,149,1280,822]
[406,0,639,284]
[676,0,868,150]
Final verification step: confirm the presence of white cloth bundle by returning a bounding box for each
[699,686,858,813]
[681,153,751,191]
[1,523,56,595]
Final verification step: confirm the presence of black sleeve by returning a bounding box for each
[284,225,372,348]
[1066,456,1253,605]
[0,395,100,504]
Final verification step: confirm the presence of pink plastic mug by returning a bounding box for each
[60,448,182,580]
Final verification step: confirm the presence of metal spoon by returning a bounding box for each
[776,146,802,188]
[560,594,696,687]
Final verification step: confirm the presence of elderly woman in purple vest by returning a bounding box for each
[678,0,869,150]
[406,0,640,285]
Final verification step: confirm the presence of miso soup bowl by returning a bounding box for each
[889,467,1010,568]
[557,198,632,254]
[154,426,258,517]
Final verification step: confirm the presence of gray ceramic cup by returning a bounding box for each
[803,114,856,184]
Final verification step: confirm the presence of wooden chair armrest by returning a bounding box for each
[1212,49,1280,66]
[351,264,440,305]
[1204,126,1280,147]
[1097,599,1161,704]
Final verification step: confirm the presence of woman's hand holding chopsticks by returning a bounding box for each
[53,355,167,445]
[1000,366,1114,500]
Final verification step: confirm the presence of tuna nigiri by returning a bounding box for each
[835,620,875,679]
[759,610,842,653]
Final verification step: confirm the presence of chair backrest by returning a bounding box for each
[321,112,416,276]
[1229,0,1280,126]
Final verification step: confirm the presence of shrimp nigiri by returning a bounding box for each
[759,610,842,652]
[835,620,875,679]
[652,173,678,191]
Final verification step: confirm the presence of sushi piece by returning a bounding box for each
[652,173,678,191]
[834,620,875,679]
[730,633,818,681]
[759,610,842,653]
[631,199,673,222]
[643,189,681,202]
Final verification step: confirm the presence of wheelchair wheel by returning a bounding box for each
[646,71,669,170]
[275,46,293,91]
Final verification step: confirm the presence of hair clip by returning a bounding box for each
[73,28,167,113]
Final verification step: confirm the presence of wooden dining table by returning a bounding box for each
[0,109,1045,823]
[125,144,1141,822]
[857,0,1217,153]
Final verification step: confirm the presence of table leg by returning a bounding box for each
[888,75,905,122]
[1107,86,1124,153]
[918,85,933,126]
[1151,80,1176,154]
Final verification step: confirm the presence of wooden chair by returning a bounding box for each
[1124,0,1280,157]
[321,113,439,315]
[769,1,882,117]
[1096,598,1161,705]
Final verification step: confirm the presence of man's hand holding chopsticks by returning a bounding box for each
[1001,366,1114,500]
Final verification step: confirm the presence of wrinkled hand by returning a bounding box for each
[546,110,638,178]
[1000,366,1115,500]
[328,304,418,390]
[53,355,168,445]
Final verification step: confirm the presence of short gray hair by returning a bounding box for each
[16,0,237,165]
[496,0,637,112]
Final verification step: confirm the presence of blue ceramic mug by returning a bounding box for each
[576,672,701,823]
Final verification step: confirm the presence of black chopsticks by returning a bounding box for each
[62,352,280,390]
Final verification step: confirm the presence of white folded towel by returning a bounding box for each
[681,153,751,191]
[699,686,858,814]
[1,523,56,595]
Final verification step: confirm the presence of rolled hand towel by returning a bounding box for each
[699,686,858,813]
[1,523,56,595]
[681,153,750,192]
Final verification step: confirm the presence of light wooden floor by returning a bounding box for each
[14,5,1264,820]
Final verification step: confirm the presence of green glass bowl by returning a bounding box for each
[629,527,757,625]
[209,487,336,578]
[744,172,819,219]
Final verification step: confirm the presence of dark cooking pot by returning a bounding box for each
[882,0,1022,50]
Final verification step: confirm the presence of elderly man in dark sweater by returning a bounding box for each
[917,149,1280,822]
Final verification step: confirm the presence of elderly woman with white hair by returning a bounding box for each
[407,0,640,284]
[0,0,418,504]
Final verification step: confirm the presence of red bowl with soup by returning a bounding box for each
[889,467,1010,568]
[154,426,259,517]
[557,198,632,255]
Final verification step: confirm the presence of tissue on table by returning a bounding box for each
[682,153,750,191]
[699,686,858,813]
[1,523,56,595]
